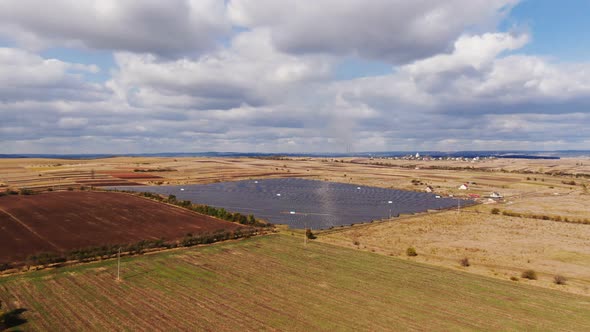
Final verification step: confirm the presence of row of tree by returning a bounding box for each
[18,228,260,269]
[136,191,271,227]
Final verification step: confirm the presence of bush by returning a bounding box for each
[521,269,537,280]
[491,208,500,215]
[459,257,470,267]
[510,276,519,281]
[554,275,567,285]
[406,247,418,257]
[19,188,34,195]
[305,228,317,240]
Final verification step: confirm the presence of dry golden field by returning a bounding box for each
[1,156,589,297]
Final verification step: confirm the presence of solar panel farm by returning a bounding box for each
[1,156,590,330]
[109,178,474,229]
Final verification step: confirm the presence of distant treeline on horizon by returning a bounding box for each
[1,150,588,160]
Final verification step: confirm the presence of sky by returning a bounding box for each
[1,0,589,154]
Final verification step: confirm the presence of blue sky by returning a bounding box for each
[504,0,590,61]
[0,1,589,153]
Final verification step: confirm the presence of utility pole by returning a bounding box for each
[387,200,393,219]
[116,247,121,281]
[304,220,307,247]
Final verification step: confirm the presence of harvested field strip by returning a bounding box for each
[99,173,162,179]
[75,181,143,187]
[473,176,521,182]
[1,235,589,331]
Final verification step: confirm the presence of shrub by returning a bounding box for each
[19,188,34,195]
[459,257,470,267]
[353,240,360,246]
[510,276,519,281]
[406,247,418,257]
[521,269,537,280]
[305,228,317,240]
[554,275,567,285]
[491,208,500,215]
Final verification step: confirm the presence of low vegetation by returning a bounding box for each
[459,257,470,267]
[498,209,590,225]
[554,275,567,285]
[521,269,538,280]
[406,247,418,256]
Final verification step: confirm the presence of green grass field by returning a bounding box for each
[1,234,590,331]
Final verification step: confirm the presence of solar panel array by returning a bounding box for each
[110,178,474,229]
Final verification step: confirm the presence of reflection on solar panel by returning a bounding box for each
[110,178,475,230]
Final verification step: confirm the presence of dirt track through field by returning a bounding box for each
[0,207,61,250]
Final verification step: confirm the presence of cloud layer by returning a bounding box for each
[0,0,229,55]
[1,0,589,153]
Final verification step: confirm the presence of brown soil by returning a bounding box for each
[0,191,246,264]
[75,180,143,186]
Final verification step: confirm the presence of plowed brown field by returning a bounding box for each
[0,191,246,264]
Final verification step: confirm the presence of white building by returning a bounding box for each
[490,192,503,198]
[458,183,469,190]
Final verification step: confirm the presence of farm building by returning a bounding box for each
[490,192,503,198]
[458,183,469,190]
[425,186,434,193]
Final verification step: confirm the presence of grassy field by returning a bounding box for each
[1,234,590,331]
[318,208,590,296]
